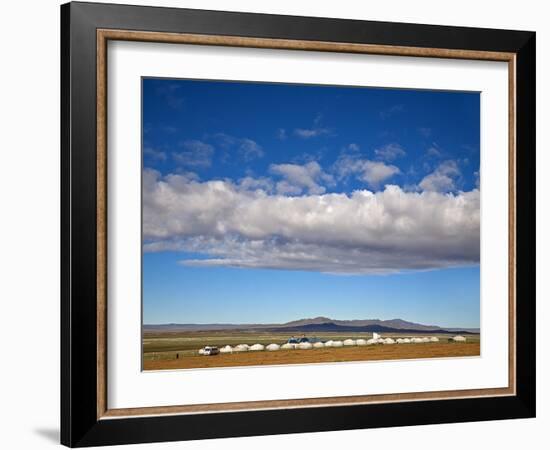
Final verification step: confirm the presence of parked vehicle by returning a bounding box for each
[287,336,324,344]
[202,346,220,356]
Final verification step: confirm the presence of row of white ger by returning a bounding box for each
[199,335,468,354]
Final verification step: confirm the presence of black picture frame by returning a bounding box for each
[61,1,536,447]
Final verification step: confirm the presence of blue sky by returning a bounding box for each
[142,78,480,328]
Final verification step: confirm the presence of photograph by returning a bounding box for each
[141,78,481,371]
[55,1,536,446]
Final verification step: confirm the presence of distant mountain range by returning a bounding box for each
[143,316,479,335]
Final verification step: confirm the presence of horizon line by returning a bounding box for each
[142,317,480,329]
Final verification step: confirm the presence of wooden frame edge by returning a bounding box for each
[96,28,517,420]
[508,55,517,396]
[101,387,515,419]
[97,29,108,419]
[98,29,515,61]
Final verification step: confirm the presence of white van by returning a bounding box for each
[202,346,220,356]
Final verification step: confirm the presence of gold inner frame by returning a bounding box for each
[96,29,517,420]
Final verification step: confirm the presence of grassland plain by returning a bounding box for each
[143,331,480,370]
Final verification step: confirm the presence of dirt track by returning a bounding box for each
[143,342,480,370]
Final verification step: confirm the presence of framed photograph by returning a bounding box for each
[61,2,536,447]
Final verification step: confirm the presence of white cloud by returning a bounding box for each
[143,147,167,162]
[143,169,480,274]
[419,160,461,192]
[426,146,442,157]
[374,143,406,161]
[335,154,400,188]
[239,138,264,161]
[293,127,330,139]
[172,140,214,168]
[238,176,274,192]
[292,150,327,164]
[210,133,264,161]
[270,161,334,195]
[425,142,443,158]
[274,180,304,195]
[293,113,333,139]
[360,161,401,186]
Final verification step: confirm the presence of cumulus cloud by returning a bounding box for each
[335,154,400,188]
[274,180,304,195]
[270,161,334,195]
[425,142,444,158]
[211,133,264,161]
[239,138,264,161]
[143,169,480,274]
[360,161,401,186]
[419,160,461,192]
[172,140,214,168]
[375,143,406,161]
[238,176,274,192]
